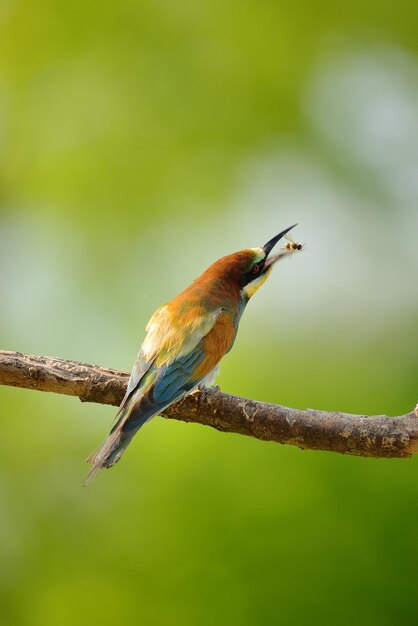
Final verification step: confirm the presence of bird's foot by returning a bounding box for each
[199,383,220,393]
[190,384,220,396]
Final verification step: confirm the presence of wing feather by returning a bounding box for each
[115,303,224,418]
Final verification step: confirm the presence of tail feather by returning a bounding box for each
[84,428,134,486]
[84,388,165,485]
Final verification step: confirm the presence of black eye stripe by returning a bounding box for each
[240,260,265,288]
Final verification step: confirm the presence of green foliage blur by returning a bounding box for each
[0,1,417,625]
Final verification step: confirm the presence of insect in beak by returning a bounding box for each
[263,225,303,270]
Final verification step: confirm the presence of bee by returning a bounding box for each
[283,234,304,252]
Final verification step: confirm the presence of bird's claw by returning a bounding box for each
[199,383,220,392]
[190,384,221,396]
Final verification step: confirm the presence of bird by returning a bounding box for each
[85,224,301,483]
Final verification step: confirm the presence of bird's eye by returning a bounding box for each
[253,264,260,274]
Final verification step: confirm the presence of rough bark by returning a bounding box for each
[0,350,417,458]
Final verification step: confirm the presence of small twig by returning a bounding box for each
[0,350,416,458]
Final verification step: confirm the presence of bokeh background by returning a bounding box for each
[0,1,417,625]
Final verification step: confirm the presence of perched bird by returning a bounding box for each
[86,224,300,482]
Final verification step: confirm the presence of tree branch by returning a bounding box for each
[0,350,417,458]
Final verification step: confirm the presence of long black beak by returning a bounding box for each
[263,224,297,257]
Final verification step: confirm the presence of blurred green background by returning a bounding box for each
[0,1,417,625]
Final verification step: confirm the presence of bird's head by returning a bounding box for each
[238,224,298,300]
[198,224,299,304]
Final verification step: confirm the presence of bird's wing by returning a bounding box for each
[141,303,223,364]
[149,309,236,406]
[112,355,155,423]
[115,303,224,417]
[114,308,237,433]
